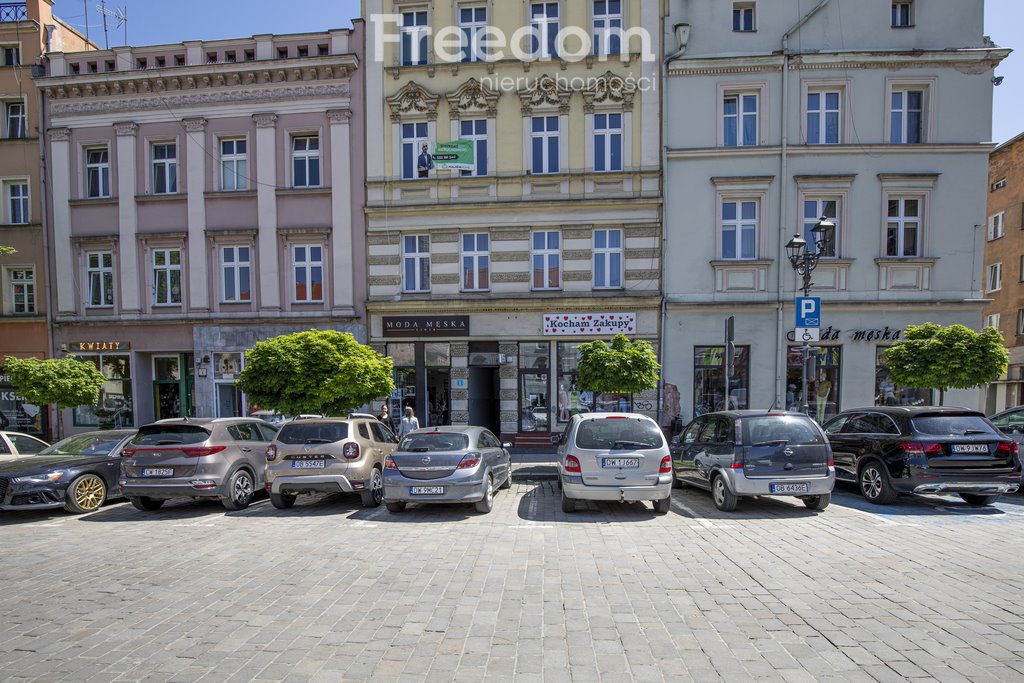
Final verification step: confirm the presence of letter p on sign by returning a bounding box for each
[796,297,821,328]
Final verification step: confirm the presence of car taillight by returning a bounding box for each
[266,445,278,462]
[121,447,135,458]
[342,442,360,459]
[659,456,672,473]
[384,456,397,470]
[997,441,1019,456]
[180,446,228,457]
[565,455,581,473]
[900,442,944,455]
[457,452,482,469]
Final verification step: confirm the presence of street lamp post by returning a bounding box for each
[785,216,836,417]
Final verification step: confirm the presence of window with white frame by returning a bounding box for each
[989,212,1005,241]
[1020,255,1024,282]
[1,45,20,66]
[86,251,114,307]
[532,230,561,290]
[460,119,488,177]
[291,135,320,188]
[461,233,490,291]
[988,262,1002,293]
[889,88,924,144]
[5,181,28,224]
[530,2,559,59]
[806,90,841,144]
[593,229,623,289]
[403,235,431,293]
[402,122,430,180]
[733,2,756,31]
[220,138,248,191]
[7,268,34,314]
[985,313,1000,330]
[721,200,758,260]
[292,245,324,303]
[151,142,177,194]
[593,1,622,56]
[459,6,487,62]
[723,92,758,147]
[221,246,252,303]
[4,101,26,138]
[1017,309,1024,336]
[531,116,560,174]
[886,197,922,257]
[594,113,623,172]
[891,1,913,27]
[85,147,110,199]
[152,248,182,305]
[401,10,429,66]
[803,198,839,258]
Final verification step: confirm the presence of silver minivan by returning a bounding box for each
[672,410,835,511]
[555,413,673,514]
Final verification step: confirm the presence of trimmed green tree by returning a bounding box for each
[882,323,1009,406]
[3,355,107,439]
[576,334,661,396]
[236,330,395,416]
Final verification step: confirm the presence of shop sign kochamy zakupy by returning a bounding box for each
[543,313,637,336]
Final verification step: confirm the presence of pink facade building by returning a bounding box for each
[38,25,366,432]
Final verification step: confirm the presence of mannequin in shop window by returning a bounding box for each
[816,373,832,422]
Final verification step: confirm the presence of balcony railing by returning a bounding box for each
[0,3,28,22]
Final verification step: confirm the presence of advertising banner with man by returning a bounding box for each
[432,140,476,171]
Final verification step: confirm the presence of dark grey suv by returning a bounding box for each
[121,418,278,511]
[672,411,835,511]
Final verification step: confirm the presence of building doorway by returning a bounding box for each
[469,366,500,435]
[153,353,194,420]
[427,368,450,427]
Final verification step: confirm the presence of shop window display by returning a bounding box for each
[72,354,134,427]
[786,346,840,422]
[693,346,750,417]
[520,342,550,432]
[874,347,931,406]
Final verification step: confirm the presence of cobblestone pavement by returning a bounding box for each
[2,483,1024,682]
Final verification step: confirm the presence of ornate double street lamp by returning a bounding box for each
[785,216,836,417]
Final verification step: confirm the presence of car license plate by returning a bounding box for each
[770,482,809,494]
[410,486,445,495]
[142,468,173,477]
[951,444,989,454]
[602,458,640,469]
[291,460,325,469]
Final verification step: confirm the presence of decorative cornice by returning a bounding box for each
[182,117,207,133]
[387,81,439,122]
[252,113,278,128]
[518,74,571,116]
[326,109,353,124]
[49,84,350,117]
[445,78,500,119]
[113,121,137,137]
[47,127,71,142]
[582,71,637,113]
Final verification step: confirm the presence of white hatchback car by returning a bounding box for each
[554,413,673,514]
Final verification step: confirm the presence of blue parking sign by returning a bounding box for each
[796,297,821,328]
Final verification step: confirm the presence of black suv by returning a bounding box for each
[822,407,1022,505]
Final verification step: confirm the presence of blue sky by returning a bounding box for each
[52,0,1022,143]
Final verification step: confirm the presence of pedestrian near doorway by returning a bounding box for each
[378,403,389,423]
[399,406,420,438]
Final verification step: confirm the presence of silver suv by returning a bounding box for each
[121,418,278,511]
[555,413,673,514]
[265,418,398,509]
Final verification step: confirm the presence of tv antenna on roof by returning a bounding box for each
[95,0,127,50]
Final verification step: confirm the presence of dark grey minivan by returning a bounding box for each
[671,410,835,511]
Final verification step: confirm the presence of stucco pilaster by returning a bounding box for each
[48,127,74,314]
[327,109,354,313]
[184,117,209,311]
[114,121,141,313]
[253,113,281,311]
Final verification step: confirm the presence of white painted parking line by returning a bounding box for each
[671,500,735,529]
[835,504,919,526]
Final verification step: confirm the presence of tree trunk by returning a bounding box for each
[938,388,945,406]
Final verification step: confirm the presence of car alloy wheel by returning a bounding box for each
[361,467,384,507]
[713,478,725,506]
[66,474,106,513]
[860,466,883,500]
[233,472,253,505]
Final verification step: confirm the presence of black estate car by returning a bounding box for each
[822,407,1022,505]
[0,430,136,514]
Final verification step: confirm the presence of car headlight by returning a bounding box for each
[13,471,65,484]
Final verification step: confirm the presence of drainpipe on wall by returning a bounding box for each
[37,60,58,440]
[775,0,832,408]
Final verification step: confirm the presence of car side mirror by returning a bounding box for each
[550,434,560,445]
[502,441,512,449]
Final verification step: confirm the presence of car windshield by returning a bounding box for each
[131,425,210,446]
[277,422,349,445]
[742,416,824,445]
[575,418,664,450]
[911,415,997,437]
[399,433,470,452]
[39,433,128,456]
